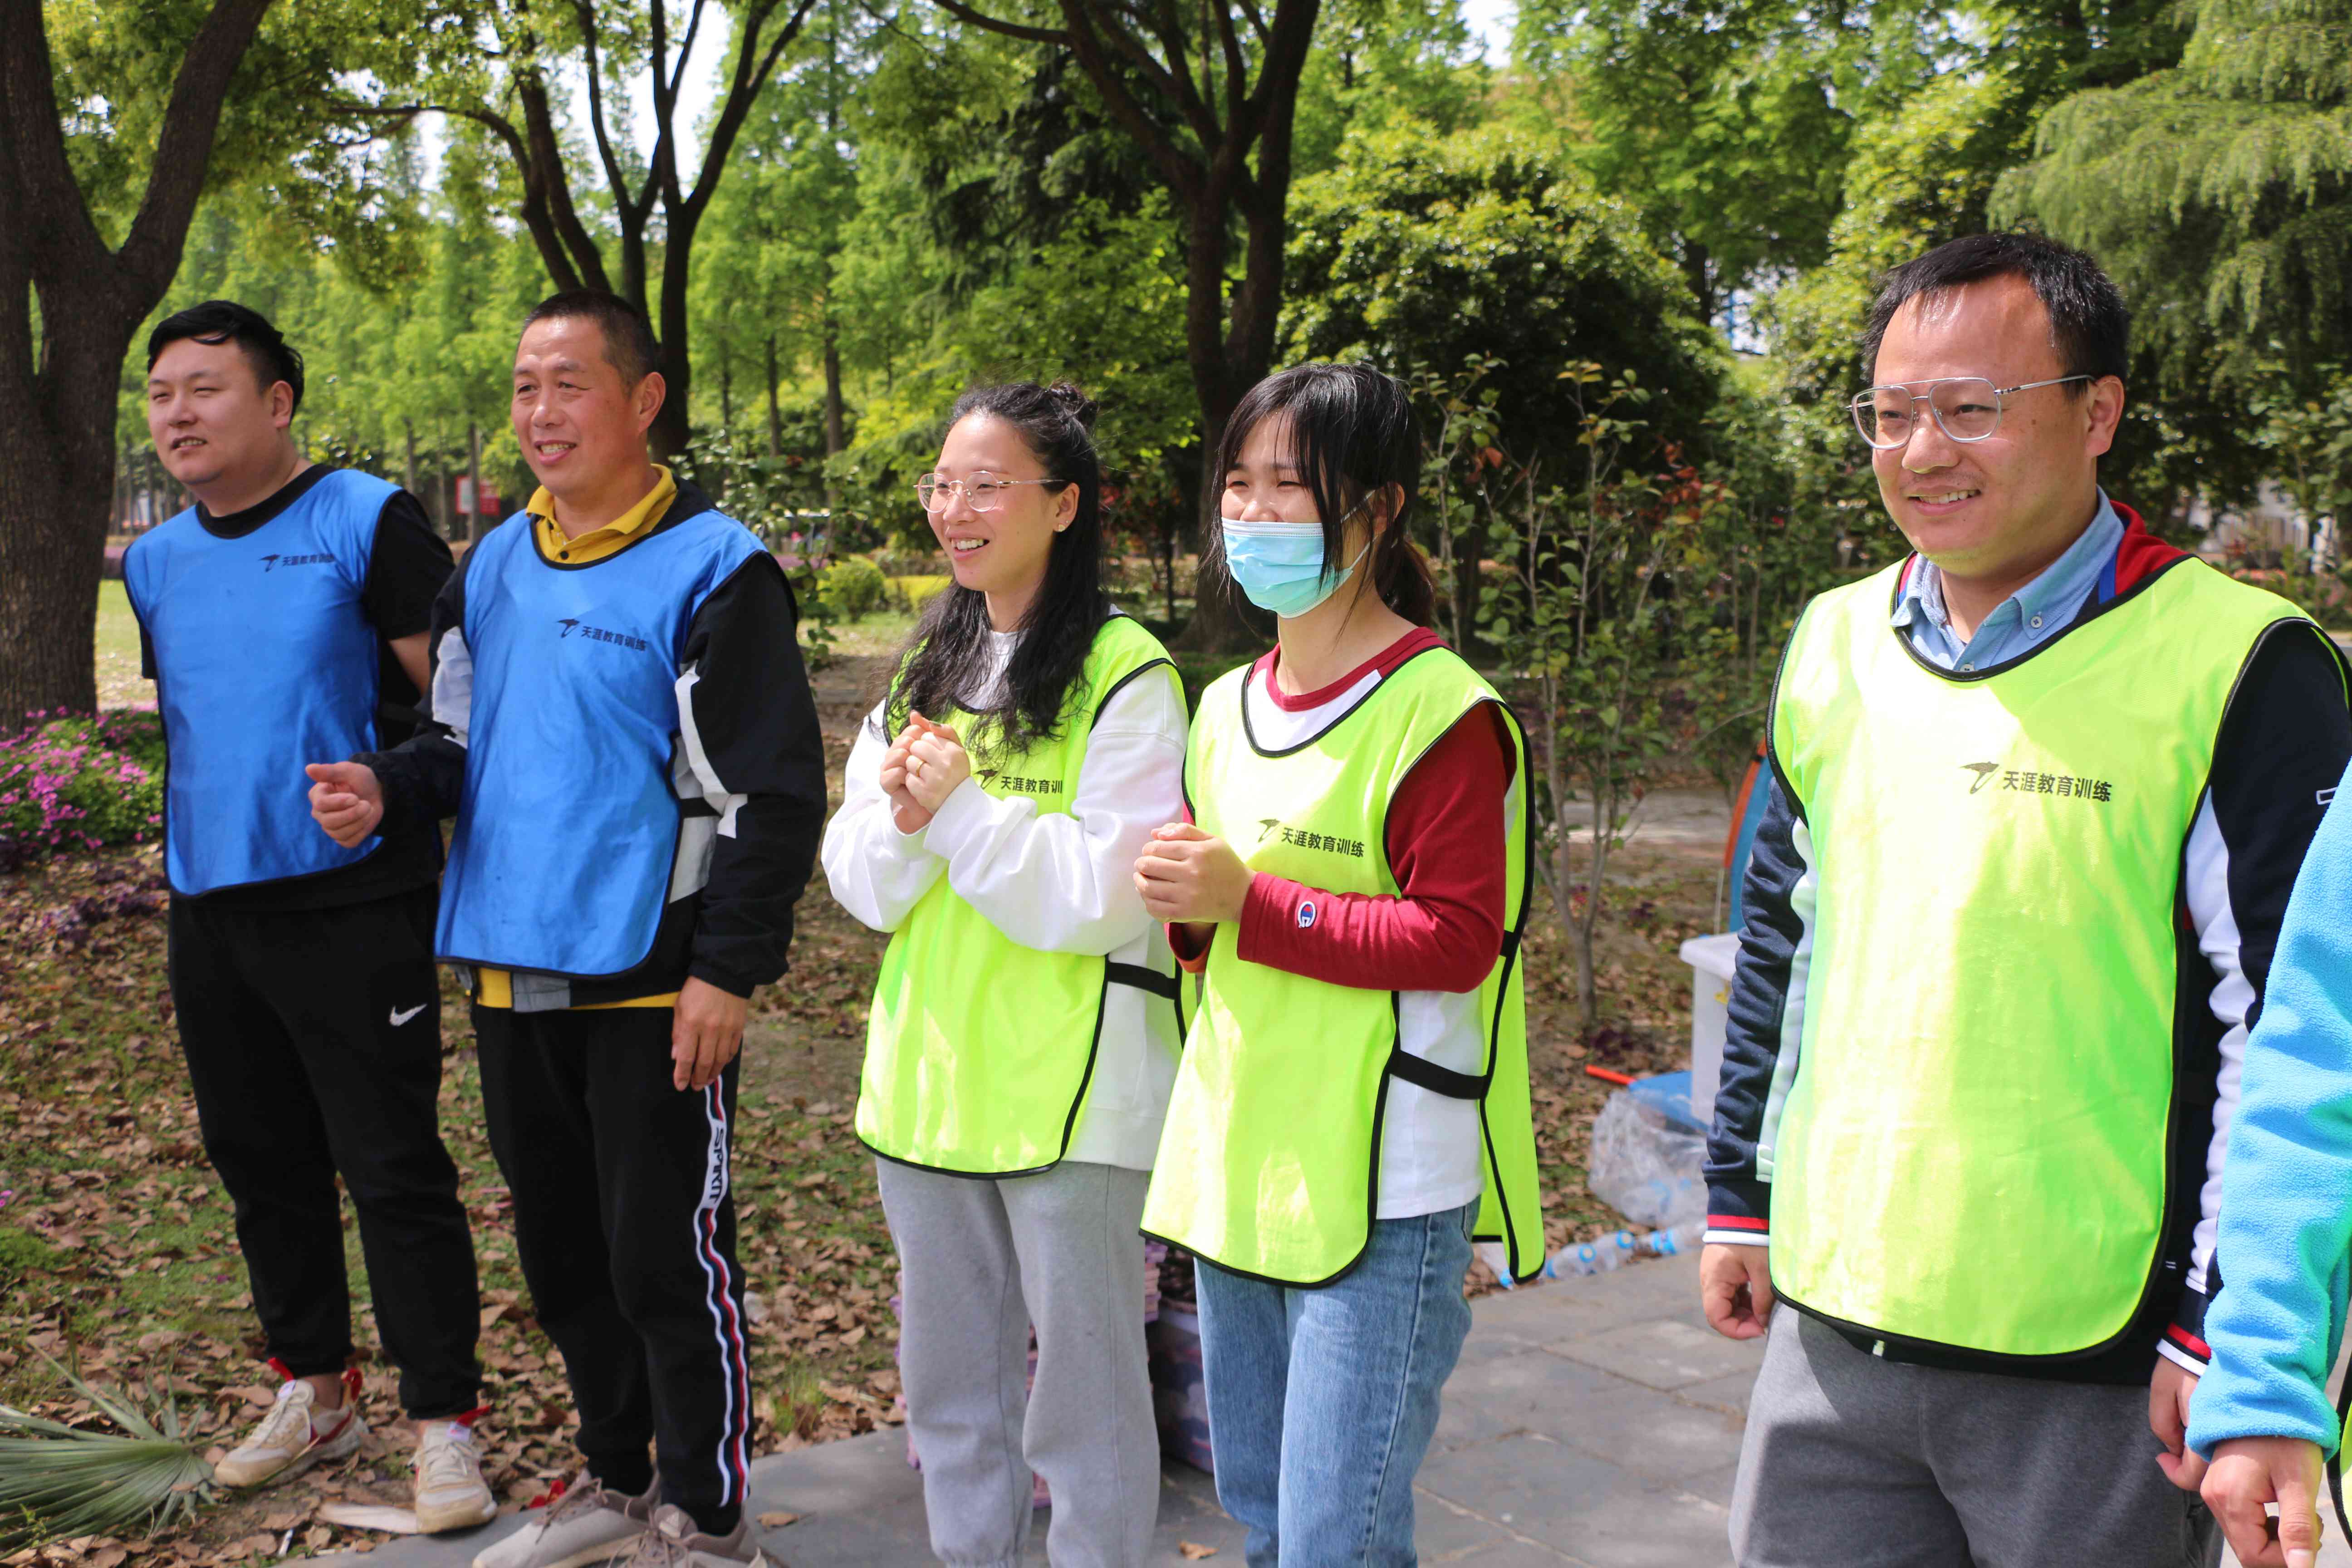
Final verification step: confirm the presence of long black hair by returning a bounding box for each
[882,381,1109,757]
[1212,362,1436,627]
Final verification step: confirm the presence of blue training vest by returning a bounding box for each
[435,506,768,978]
[124,469,397,897]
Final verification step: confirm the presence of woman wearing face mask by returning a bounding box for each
[1133,363,1544,1568]
[821,382,1186,1568]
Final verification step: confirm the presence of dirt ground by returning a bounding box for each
[0,648,1731,1566]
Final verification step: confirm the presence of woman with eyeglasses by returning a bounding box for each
[1131,363,1544,1568]
[820,381,1185,1568]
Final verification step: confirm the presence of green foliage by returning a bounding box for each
[1460,362,1725,1030]
[1510,0,1948,318]
[1292,0,1494,178]
[0,713,166,865]
[892,575,953,613]
[0,1354,213,1551]
[817,555,891,621]
[2003,0,2352,369]
[1287,127,1725,467]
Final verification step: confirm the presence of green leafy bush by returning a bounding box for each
[0,711,165,868]
[817,555,890,621]
[892,575,953,614]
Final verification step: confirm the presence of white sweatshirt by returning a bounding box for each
[821,628,1188,1171]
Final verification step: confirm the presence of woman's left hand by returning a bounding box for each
[903,714,973,814]
[1134,822,1253,924]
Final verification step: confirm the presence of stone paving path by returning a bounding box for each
[318,1251,2344,1567]
[323,1254,1758,1568]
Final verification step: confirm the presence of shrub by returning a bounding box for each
[870,549,948,578]
[816,555,890,622]
[0,711,165,867]
[892,575,952,614]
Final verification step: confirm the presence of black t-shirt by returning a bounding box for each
[142,465,456,911]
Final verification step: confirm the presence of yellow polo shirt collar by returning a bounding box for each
[530,466,677,565]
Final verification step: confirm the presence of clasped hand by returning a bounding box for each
[879,712,971,834]
[1132,823,1252,926]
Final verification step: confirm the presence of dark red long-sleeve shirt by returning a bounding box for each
[1173,629,1515,992]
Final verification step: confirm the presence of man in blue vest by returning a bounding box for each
[1698,234,2352,1565]
[125,302,491,1529]
[306,291,825,1568]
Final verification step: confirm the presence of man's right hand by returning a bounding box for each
[2203,1436,2326,1568]
[1700,1242,1776,1340]
[306,761,385,847]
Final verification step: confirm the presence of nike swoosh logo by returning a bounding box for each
[389,1004,429,1027]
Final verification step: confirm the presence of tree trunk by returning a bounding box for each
[822,318,845,514]
[0,407,110,724]
[403,417,418,495]
[764,333,784,459]
[467,422,483,545]
[719,343,734,437]
[0,0,275,720]
[650,234,694,461]
[1680,237,1716,328]
[1452,547,1480,654]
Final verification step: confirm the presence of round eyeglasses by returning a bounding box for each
[1848,375,2091,449]
[914,473,1063,514]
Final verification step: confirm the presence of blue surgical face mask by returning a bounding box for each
[1220,516,1369,618]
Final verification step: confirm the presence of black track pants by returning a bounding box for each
[473,1005,751,1536]
[169,885,481,1419]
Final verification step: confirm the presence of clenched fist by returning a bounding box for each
[306,760,384,847]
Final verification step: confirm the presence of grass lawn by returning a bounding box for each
[96,581,151,712]
[0,618,1720,1564]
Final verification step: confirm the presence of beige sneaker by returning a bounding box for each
[413,1419,499,1533]
[473,1473,657,1568]
[213,1367,366,1489]
[622,1505,766,1568]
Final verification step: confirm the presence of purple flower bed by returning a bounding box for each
[0,709,165,872]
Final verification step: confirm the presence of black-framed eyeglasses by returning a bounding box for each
[1847,376,2092,449]
[914,473,1062,514]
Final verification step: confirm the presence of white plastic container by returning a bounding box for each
[1678,932,1741,1128]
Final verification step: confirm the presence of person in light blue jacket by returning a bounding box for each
[2184,759,2352,1568]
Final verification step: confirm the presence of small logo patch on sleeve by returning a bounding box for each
[1297,900,1318,930]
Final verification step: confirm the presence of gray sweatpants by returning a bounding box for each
[877,1158,1159,1568]
[1731,1305,2220,1568]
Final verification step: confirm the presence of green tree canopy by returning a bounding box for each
[1285,125,1724,463]
[2001,0,2352,372]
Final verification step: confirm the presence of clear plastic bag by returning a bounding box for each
[1586,1088,1707,1230]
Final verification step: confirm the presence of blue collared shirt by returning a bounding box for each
[1891,494,2124,671]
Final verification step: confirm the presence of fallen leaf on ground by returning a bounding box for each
[754,1513,800,1529]
[1179,1545,1217,1560]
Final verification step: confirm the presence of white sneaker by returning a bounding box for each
[473,1473,657,1568]
[622,1505,765,1568]
[413,1419,499,1534]
[213,1368,366,1489]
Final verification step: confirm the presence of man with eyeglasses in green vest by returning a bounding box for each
[1698,231,2352,1565]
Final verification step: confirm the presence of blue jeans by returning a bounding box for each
[1194,1200,1477,1568]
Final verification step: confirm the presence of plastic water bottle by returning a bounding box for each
[1541,1229,1641,1279]
[1539,1220,1705,1278]
[1641,1218,1706,1257]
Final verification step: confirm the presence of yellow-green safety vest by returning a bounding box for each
[856,614,1185,1176]
[1769,552,2326,1361]
[1141,644,1546,1286]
